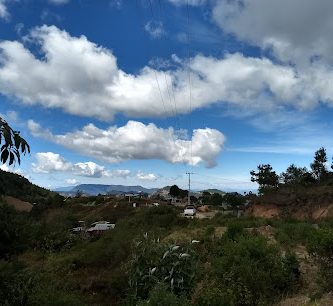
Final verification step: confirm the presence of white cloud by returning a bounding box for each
[66,178,79,185]
[31,152,135,178]
[0,164,10,172]
[145,21,166,39]
[0,163,28,178]
[28,120,225,168]
[72,162,109,178]
[168,0,206,6]
[0,25,326,121]
[0,0,9,19]
[136,171,158,181]
[32,152,72,173]
[112,169,131,177]
[213,0,333,65]
[49,0,70,4]
[109,0,122,9]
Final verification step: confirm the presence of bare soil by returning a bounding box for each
[4,195,33,212]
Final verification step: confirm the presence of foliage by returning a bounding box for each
[0,261,85,306]
[128,205,188,231]
[223,192,246,207]
[0,169,63,204]
[210,192,223,206]
[307,228,333,290]
[274,220,316,247]
[204,235,300,306]
[201,192,245,207]
[137,283,190,306]
[169,185,188,198]
[311,147,328,181]
[128,237,197,300]
[169,185,181,197]
[280,164,310,185]
[0,261,33,305]
[250,164,279,194]
[201,191,211,204]
[0,117,30,165]
[0,203,30,258]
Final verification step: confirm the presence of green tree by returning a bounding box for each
[222,192,245,207]
[0,117,30,165]
[280,164,309,185]
[201,191,211,204]
[250,164,279,194]
[210,193,223,206]
[310,147,328,181]
[169,185,181,198]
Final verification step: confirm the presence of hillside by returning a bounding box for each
[248,184,333,219]
[0,169,62,204]
[1,201,332,306]
[202,188,226,195]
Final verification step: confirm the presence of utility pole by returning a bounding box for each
[186,172,194,206]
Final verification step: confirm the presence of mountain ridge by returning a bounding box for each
[54,184,158,196]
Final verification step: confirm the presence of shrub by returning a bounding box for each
[274,220,315,247]
[206,235,300,305]
[0,261,33,305]
[137,283,190,306]
[307,228,333,290]
[0,204,30,258]
[128,236,198,300]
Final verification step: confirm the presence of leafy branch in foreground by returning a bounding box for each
[0,117,30,165]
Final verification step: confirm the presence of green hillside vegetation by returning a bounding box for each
[0,169,63,205]
[250,148,333,212]
[1,191,332,305]
[1,147,333,305]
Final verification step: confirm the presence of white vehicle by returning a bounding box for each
[86,221,115,235]
[184,205,196,217]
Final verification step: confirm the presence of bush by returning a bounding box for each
[307,228,333,290]
[137,283,190,306]
[0,261,33,305]
[274,220,315,247]
[128,236,198,301]
[203,235,300,305]
[0,204,30,258]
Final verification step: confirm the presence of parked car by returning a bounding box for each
[184,205,196,217]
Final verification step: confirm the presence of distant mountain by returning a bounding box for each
[54,184,158,196]
[54,186,74,192]
[202,189,226,195]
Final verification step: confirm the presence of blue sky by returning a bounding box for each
[1,0,333,191]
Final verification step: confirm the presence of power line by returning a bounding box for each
[146,0,189,175]
[147,0,179,120]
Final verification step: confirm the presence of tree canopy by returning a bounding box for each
[169,185,188,198]
[250,164,279,194]
[280,164,309,185]
[310,147,328,181]
[0,117,30,165]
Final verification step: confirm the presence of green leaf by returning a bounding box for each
[9,152,15,165]
[1,149,9,164]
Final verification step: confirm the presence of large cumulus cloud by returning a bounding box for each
[0,25,324,121]
[28,120,225,168]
